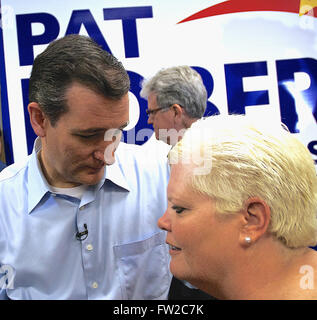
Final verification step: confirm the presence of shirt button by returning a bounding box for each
[79,205,85,210]
[92,282,98,289]
[86,244,93,251]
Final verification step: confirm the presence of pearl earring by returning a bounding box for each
[245,236,252,244]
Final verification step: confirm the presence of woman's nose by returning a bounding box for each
[157,209,171,232]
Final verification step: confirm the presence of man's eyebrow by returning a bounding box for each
[72,122,129,134]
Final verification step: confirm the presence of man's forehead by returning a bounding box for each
[63,84,129,118]
[147,92,158,107]
[65,82,129,106]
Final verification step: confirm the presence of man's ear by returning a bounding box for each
[28,102,47,137]
[239,197,271,246]
[171,104,183,120]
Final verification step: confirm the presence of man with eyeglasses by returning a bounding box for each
[141,66,207,146]
[141,66,214,300]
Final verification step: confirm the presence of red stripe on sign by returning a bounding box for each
[177,0,314,24]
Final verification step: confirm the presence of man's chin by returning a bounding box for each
[79,167,105,185]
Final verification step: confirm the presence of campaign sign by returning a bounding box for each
[0,0,316,166]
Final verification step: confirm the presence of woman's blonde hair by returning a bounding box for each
[169,115,317,248]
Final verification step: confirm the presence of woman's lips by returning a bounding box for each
[167,242,182,252]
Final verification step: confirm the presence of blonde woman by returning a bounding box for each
[158,115,317,299]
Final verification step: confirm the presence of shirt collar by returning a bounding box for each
[27,138,52,214]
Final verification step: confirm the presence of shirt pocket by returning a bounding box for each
[114,231,171,300]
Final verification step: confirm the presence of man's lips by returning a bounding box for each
[86,165,105,172]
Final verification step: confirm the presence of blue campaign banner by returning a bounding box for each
[0,0,316,166]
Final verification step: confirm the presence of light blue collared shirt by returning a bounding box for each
[0,139,171,300]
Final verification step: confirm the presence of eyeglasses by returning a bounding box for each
[145,106,170,117]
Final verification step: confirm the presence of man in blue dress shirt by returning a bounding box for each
[0,35,171,299]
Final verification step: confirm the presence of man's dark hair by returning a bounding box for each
[29,34,130,126]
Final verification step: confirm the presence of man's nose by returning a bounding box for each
[93,149,106,162]
[147,116,153,125]
[93,140,110,162]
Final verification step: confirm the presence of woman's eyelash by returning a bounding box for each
[171,205,185,214]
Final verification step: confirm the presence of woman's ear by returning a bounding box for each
[239,197,271,246]
[28,102,47,137]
